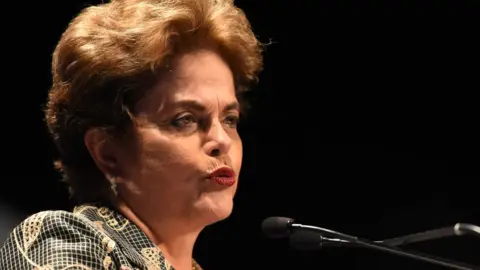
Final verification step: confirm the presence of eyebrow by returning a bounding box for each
[174,99,240,113]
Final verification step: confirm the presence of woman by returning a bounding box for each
[0,0,263,269]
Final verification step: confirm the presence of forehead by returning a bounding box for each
[169,49,236,99]
[172,49,234,84]
[138,49,237,113]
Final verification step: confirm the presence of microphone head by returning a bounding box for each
[262,216,295,239]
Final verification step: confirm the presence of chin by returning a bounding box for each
[197,193,234,225]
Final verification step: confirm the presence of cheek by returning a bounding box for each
[231,140,243,172]
[142,143,198,174]
[138,132,202,178]
[133,141,202,196]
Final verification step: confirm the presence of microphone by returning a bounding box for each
[289,228,350,250]
[261,216,349,249]
[262,217,480,270]
[379,223,480,246]
[265,218,480,248]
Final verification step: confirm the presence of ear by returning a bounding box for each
[84,128,123,179]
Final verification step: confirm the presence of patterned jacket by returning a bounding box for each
[0,204,202,270]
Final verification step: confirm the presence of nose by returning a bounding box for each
[203,120,232,157]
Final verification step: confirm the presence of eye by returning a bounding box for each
[223,115,239,128]
[171,113,197,128]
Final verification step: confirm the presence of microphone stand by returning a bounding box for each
[379,223,480,246]
[291,223,480,270]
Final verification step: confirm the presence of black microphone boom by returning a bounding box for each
[262,217,480,270]
[289,228,350,250]
[379,223,480,246]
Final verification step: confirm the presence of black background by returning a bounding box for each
[1,0,479,269]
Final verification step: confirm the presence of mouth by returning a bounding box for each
[208,167,236,186]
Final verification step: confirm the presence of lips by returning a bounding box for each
[208,167,236,186]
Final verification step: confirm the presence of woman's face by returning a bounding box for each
[117,49,242,227]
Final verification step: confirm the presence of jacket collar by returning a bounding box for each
[73,204,202,270]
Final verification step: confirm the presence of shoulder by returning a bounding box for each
[0,210,116,270]
[4,209,104,242]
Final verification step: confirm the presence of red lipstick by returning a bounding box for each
[209,167,236,186]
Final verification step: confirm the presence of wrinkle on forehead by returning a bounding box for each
[136,49,236,115]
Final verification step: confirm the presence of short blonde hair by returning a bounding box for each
[45,0,264,203]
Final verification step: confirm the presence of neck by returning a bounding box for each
[156,228,200,270]
[117,200,202,270]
